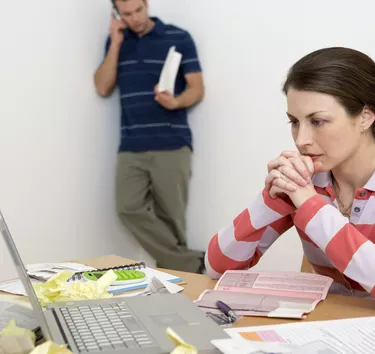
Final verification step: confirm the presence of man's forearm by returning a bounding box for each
[94,44,121,97]
[175,85,204,109]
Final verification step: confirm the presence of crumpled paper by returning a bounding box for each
[0,320,74,354]
[32,270,117,307]
[0,319,35,343]
[29,341,72,354]
[142,276,184,296]
[0,319,35,354]
[166,327,197,354]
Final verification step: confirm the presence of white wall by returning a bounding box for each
[0,0,374,281]
[0,0,154,282]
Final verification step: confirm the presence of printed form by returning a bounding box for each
[195,270,333,319]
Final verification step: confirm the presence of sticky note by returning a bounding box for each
[32,270,117,307]
[1,319,36,343]
[166,327,197,354]
[29,341,72,354]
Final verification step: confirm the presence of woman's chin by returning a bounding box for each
[314,163,330,174]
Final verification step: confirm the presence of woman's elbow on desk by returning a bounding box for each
[204,252,223,279]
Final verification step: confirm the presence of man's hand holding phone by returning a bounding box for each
[110,12,126,47]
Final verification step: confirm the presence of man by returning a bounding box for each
[94,0,205,273]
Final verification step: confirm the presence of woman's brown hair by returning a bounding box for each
[283,47,375,138]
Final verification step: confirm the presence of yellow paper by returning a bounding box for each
[32,270,117,307]
[166,327,197,354]
[1,319,36,344]
[29,341,72,354]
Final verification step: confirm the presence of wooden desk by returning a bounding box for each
[79,255,375,328]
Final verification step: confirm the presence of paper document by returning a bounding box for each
[212,337,340,354]
[157,46,182,95]
[142,276,184,296]
[26,262,96,282]
[195,270,333,319]
[0,296,38,332]
[0,278,43,296]
[106,267,183,294]
[212,336,296,354]
[225,316,375,354]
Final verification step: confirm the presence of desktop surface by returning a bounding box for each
[1,254,374,329]
[76,255,375,328]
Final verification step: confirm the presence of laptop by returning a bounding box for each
[0,211,228,353]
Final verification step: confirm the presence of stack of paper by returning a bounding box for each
[0,278,42,297]
[26,262,96,282]
[157,46,182,95]
[0,264,183,298]
[107,267,183,294]
[195,270,333,319]
[221,316,375,354]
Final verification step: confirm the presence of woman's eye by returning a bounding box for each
[311,119,324,126]
[288,120,299,127]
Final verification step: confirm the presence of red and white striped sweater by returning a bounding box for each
[205,172,375,298]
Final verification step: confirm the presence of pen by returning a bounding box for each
[216,300,238,322]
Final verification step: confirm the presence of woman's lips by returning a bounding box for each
[305,154,322,162]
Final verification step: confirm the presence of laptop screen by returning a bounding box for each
[0,210,52,341]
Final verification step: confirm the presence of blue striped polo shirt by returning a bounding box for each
[105,17,202,153]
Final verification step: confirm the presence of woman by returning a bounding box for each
[205,47,375,298]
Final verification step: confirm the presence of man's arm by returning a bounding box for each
[94,43,121,97]
[175,72,205,109]
[154,72,204,110]
[94,13,126,97]
[155,30,204,110]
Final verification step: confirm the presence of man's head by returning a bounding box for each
[113,0,150,35]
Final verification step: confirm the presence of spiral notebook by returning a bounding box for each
[68,262,183,294]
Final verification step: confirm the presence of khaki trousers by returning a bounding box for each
[116,147,203,272]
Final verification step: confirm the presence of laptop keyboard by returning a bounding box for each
[60,302,156,352]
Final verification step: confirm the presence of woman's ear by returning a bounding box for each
[360,106,375,132]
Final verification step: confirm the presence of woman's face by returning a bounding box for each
[286,88,364,172]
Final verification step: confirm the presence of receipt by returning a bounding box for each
[32,270,117,307]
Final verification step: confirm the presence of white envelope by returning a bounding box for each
[157,46,182,95]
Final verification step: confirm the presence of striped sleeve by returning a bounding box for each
[205,189,295,279]
[294,195,375,297]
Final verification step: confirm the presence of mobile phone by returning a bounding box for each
[113,7,121,20]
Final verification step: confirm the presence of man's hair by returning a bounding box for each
[283,47,375,138]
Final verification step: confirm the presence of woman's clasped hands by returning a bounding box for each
[265,151,322,208]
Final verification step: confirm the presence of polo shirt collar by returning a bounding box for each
[125,17,165,38]
[150,17,165,36]
[312,170,375,192]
